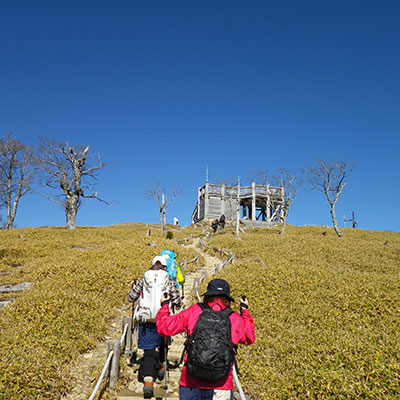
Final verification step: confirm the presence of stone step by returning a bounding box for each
[0,282,33,292]
[167,352,184,360]
[117,389,179,400]
[118,385,180,398]
[0,299,15,308]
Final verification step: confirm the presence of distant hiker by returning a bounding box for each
[156,278,255,400]
[211,218,219,233]
[219,214,226,230]
[174,216,179,226]
[128,255,183,398]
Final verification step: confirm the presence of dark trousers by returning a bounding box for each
[142,341,166,377]
[179,387,233,400]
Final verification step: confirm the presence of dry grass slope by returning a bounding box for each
[0,223,199,399]
[208,226,400,399]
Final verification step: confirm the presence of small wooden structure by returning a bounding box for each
[192,182,285,226]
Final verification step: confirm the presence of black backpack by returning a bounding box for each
[185,303,236,382]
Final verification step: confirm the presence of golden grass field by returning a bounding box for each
[0,223,199,399]
[207,225,400,399]
[0,223,399,399]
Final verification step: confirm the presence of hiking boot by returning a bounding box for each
[143,377,154,399]
[157,364,166,381]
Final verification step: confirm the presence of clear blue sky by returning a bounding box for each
[0,1,399,232]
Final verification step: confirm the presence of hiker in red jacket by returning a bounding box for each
[156,278,255,400]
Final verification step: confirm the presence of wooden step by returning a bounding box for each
[117,388,179,400]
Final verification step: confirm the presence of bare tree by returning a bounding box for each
[252,169,269,185]
[145,181,180,233]
[304,159,354,238]
[270,168,302,235]
[37,137,108,230]
[0,134,36,229]
[215,177,238,223]
[235,176,241,238]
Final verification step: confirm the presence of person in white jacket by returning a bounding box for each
[128,255,182,398]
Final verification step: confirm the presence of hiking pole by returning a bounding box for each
[131,277,137,319]
[163,336,168,400]
[129,277,138,364]
[232,364,246,400]
[130,277,137,331]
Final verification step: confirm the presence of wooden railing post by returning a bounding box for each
[122,316,132,354]
[108,340,120,389]
[251,182,256,221]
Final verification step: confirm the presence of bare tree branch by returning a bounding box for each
[303,159,354,237]
[215,176,238,223]
[145,181,181,233]
[0,133,37,228]
[36,137,108,229]
[270,168,303,234]
[252,169,269,186]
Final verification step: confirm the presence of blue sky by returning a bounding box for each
[0,1,399,232]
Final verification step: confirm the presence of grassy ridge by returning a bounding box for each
[0,224,198,399]
[208,226,400,399]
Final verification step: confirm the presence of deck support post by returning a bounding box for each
[197,187,201,221]
[221,184,225,216]
[266,184,271,222]
[205,182,209,219]
[251,182,256,221]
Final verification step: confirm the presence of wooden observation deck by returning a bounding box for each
[192,182,285,226]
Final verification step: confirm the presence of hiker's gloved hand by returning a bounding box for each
[240,296,249,310]
[161,293,170,307]
[130,277,138,288]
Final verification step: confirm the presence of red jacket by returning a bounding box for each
[155,298,255,390]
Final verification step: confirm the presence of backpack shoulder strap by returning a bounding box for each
[198,302,211,312]
[199,303,233,318]
[221,306,234,318]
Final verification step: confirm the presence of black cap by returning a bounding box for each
[201,279,234,302]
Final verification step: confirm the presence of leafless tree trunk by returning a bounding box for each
[0,134,36,229]
[216,177,237,223]
[36,138,108,230]
[252,169,269,185]
[145,182,180,234]
[303,159,354,238]
[270,168,302,235]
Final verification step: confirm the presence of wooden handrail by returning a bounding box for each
[88,349,114,400]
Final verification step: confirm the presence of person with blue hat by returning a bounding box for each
[160,249,185,292]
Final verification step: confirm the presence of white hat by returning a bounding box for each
[152,255,167,266]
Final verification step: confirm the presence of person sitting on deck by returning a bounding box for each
[211,219,219,233]
[219,214,226,230]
